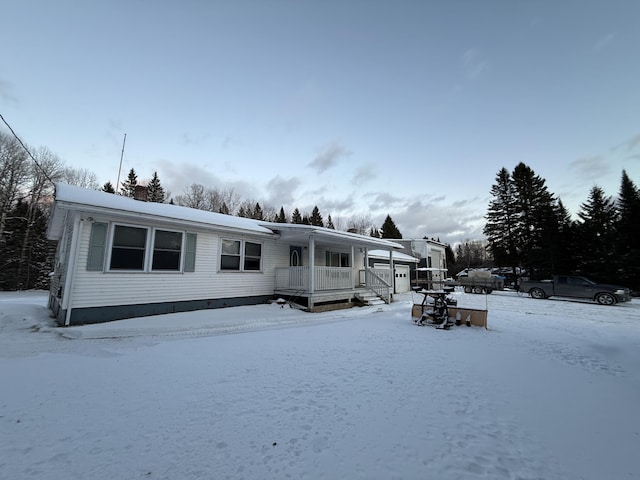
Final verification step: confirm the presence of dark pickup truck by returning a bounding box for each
[519,275,631,305]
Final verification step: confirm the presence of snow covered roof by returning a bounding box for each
[48,183,274,239]
[47,184,404,251]
[367,249,419,262]
[261,223,404,250]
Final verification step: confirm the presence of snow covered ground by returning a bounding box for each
[1,289,639,480]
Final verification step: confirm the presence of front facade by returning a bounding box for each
[47,184,402,326]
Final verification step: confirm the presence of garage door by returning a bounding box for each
[374,263,411,294]
[394,265,410,293]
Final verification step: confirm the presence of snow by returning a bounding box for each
[1,290,640,480]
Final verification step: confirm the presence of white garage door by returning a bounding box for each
[374,263,411,294]
[394,265,411,293]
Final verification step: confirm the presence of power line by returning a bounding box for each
[0,112,54,184]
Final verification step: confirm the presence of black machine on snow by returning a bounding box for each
[411,287,489,330]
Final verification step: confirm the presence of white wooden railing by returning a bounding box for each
[361,268,392,303]
[275,267,353,291]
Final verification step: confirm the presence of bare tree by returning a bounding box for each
[347,213,373,235]
[62,167,100,189]
[0,131,29,244]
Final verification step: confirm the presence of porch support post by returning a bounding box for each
[350,245,355,288]
[308,235,315,294]
[389,249,395,295]
[364,248,369,287]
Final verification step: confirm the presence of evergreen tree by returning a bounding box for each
[552,199,578,274]
[302,214,311,225]
[484,167,520,273]
[445,244,456,276]
[147,171,165,203]
[275,207,287,223]
[510,163,558,278]
[369,225,380,238]
[219,202,229,215]
[291,208,303,224]
[101,181,116,193]
[238,205,248,218]
[252,202,264,220]
[616,170,640,290]
[0,200,52,290]
[309,206,324,227]
[380,215,402,238]
[575,186,618,281]
[120,168,138,197]
[326,214,335,229]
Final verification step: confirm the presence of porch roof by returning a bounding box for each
[261,223,404,250]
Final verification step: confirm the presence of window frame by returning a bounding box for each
[151,228,185,272]
[105,223,191,273]
[219,238,263,272]
[107,224,150,272]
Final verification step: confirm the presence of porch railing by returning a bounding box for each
[361,268,392,303]
[275,266,353,291]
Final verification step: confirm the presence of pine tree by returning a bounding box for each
[275,207,287,223]
[252,202,264,220]
[147,171,165,203]
[369,225,380,238]
[302,214,311,225]
[326,215,335,229]
[238,205,248,218]
[291,208,303,224]
[120,168,138,197]
[309,206,323,227]
[380,215,402,238]
[576,186,618,281]
[484,167,520,272]
[616,170,640,290]
[219,202,229,215]
[102,181,116,193]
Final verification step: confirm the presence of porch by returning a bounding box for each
[274,266,393,311]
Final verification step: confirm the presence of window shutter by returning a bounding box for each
[87,222,108,271]
[184,233,197,272]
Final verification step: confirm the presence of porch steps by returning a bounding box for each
[356,292,386,306]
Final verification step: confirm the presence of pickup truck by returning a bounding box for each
[519,275,631,305]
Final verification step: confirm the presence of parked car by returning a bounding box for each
[519,275,631,305]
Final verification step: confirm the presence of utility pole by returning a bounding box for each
[116,133,127,193]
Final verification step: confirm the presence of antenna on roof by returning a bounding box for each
[116,133,127,193]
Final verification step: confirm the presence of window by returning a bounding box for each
[326,251,350,267]
[221,240,241,270]
[110,225,147,270]
[152,230,183,271]
[220,239,262,271]
[100,224,196,273]
[244,242,262,270]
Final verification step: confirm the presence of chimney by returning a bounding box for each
[133,185,148,202]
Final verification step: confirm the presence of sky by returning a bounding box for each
[2,0,639,244]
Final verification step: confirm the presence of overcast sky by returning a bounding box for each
[2,0,639,244]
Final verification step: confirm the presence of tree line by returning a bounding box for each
[483,162,640,291]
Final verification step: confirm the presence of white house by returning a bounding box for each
[46,184,403,326]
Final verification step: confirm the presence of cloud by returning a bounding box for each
[623,133,640,152]
[307,141,352,173]
[568,155,610,180]
[351,162,376,184]
[264,175,302,207]
[181,132,210,146]
[593,32,615,52]
[0,78,17,104]
[462,48,488,79]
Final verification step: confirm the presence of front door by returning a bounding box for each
[290,246,302,266]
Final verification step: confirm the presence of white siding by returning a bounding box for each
[68,217,288,309]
